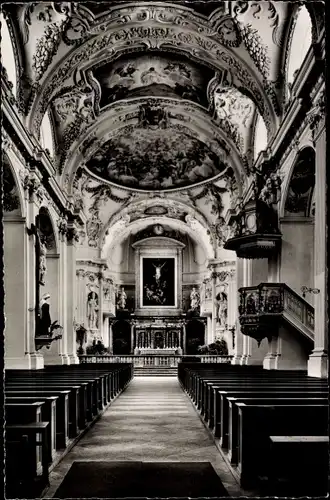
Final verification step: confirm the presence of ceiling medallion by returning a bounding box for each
[144,205,168,215]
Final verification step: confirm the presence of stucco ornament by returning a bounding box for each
[32,18,69,81]
[86,213,103,248]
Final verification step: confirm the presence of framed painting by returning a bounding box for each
[141,257,176,307]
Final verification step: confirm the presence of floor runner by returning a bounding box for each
[54,460,229,498]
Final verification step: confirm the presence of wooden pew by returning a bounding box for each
[266,435,329,496]
[210,387,328,434]
[5,389,70,449]
[5,402,45,477]
[236,403,328,488]
[6,382,81,438]
[5,395,58,462]
[226,397,328,463]
[212,383,326,438]
[6,422,50,499]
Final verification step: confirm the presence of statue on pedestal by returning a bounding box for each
[87,292,98,329]
[190,286,200,310]
[39,237,47,286]
[117,286,127,309]
[216,291,228,327]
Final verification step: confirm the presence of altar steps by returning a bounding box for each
[134,367,178,376]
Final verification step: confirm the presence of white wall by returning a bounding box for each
[4,221,26,365]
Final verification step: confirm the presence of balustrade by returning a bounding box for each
[79,354,233,366]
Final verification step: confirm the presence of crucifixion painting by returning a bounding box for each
[142,258,175,307]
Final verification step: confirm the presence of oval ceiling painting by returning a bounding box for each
[85,129,225,191]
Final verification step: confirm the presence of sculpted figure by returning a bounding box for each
[39,237,47,285]
[88,292,98,329]
[190,287,200,310]
[153,262,166,283]
[40,293,51,335]
[117,287,127,309]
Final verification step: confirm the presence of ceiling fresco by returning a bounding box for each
[85,128,225,191]
[94,54,214,109]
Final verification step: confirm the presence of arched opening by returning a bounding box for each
[40,111,55,157]
[112,320,131,355]
[185,319,205,355]
[287,6,312,92]
[280,147,315,300]
[0,13,17,96]
[284,147,315,217]
[254,113,268,160]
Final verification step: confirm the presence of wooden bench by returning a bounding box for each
[5,389,70,449]
[6,382,81,438]
[226,397,328,463]
[236,403,328,489]
[5,402,45,476]
[5,395,58,462]
[210,382,326,437]
[6,422,50,499]
[211,387,328,434]
[265,435,329,496]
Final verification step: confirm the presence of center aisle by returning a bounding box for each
[45,377,245,497]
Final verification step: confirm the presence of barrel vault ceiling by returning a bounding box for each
[3,1,323,258]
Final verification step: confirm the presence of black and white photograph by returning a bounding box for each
[1,1,327,499]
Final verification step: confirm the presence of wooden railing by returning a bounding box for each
[79,354,233,366]
[238,283,314,340]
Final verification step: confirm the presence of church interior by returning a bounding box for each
[1,1,328,498]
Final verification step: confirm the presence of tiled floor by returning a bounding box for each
[43,377,245,497]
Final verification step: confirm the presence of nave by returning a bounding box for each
[43,377,243,498]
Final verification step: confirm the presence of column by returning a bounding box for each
[109,320,113,354]
[66,224,79,364]
[211,270,217,341]
[182,324,186,353]
[57,227,70,365]
[4,218,33,368]
[226,269,237,355]
[26,178,44,369]
[130,322,135,353]
[308,102,327,377]
[102,316,109,347]
[206,316,213,345]
[231,258,246,364]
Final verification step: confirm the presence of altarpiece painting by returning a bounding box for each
[142,258,175,307]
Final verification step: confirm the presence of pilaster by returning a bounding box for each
[308,104,327,378]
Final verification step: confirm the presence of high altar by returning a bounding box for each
[109,237,205,355]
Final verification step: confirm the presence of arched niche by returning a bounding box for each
[280,147,315,301]
[287,6,312,90]
[36,207,61,363]
[0,13,17,96]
